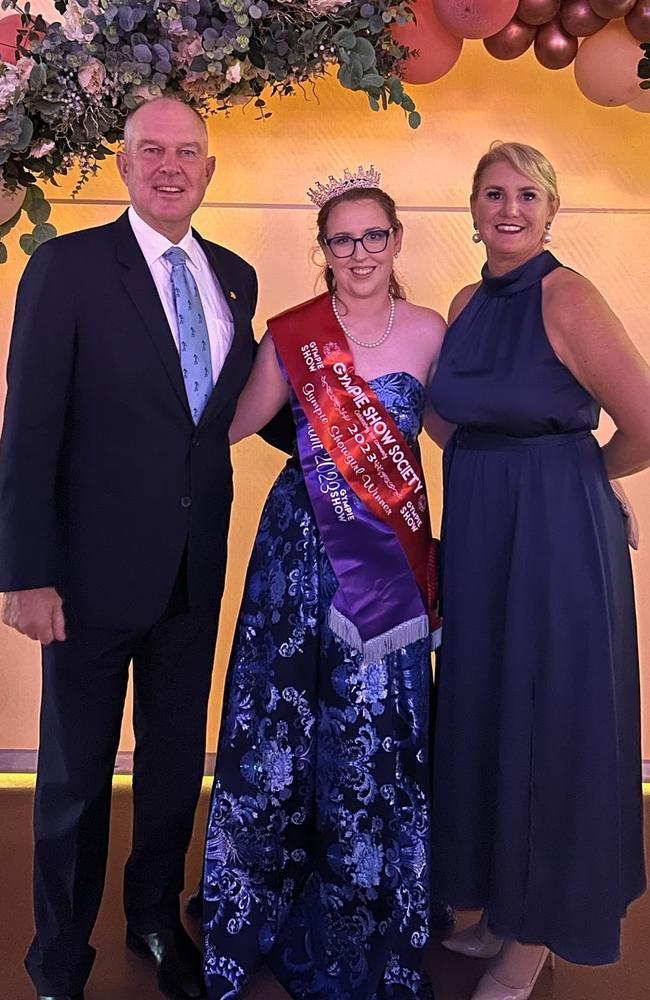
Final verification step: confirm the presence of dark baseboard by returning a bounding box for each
[0,750,217,776]
[1,751,649,782]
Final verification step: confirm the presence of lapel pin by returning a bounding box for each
[229,290,237,301]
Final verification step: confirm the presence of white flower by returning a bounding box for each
[0,64,27,111]
[226,62,242,84]
[62,1,98,43]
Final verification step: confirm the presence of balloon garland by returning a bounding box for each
[395,0,648,102]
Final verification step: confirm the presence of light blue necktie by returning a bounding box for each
[164,246,213,423]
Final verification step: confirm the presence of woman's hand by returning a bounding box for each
[610,479,639,550]
[229,331,289,444]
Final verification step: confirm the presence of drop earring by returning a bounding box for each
[543,222,552,244]
[472,224,482,244]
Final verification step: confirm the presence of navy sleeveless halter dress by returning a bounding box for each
[427,251,645,965]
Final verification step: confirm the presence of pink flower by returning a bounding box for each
[15,57,34,83]
[176,33,204,67]
[78,58,106,96]
[226,62,242,84]
[30,140,55,158]
[307,0,352,12]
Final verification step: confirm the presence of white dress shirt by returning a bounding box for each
[128,206,234,386]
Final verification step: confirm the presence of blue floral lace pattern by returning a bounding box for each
[203,374,441,1000]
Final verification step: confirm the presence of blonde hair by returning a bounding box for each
[471,141,559,209]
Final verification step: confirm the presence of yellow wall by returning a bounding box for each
[1,40,649,758]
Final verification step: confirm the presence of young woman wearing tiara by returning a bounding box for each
[202,167,449,1000]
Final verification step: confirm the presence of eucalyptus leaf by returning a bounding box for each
[333,28,356,49]
[408,111,421,129]
[19,233,38,255]
[354,36,376,72]
[33,222,57,243]
[26,196,51,224]
[389,77,403,102]
[16,117,34,152]
[0,243,7,265]
[360,73,384,89]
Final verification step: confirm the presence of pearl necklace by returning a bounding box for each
[331,293,395,349]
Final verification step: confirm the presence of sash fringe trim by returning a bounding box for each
[329,606,441,662]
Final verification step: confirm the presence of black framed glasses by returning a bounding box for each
[322,227,395,258]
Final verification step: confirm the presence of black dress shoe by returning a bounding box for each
[127,924,206,999]
[37,994,84,999]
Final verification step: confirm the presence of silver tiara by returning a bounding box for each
[307,165,381,208]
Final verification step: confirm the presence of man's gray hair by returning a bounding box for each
[123,97,208,149]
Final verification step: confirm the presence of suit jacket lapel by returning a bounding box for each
[113,212,192,420]
[195,235,253,427]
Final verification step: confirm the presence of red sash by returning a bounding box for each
[269,293,441,660]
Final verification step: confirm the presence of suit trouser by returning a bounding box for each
[24,569,219,995]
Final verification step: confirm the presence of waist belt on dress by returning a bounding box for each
[455,428,593,451]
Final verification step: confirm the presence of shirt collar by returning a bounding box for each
[128,206,201,270]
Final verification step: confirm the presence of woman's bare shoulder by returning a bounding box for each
[448,281,480,324]
[399,300,446,332]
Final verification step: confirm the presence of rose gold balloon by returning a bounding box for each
[534,16,579,68]
[516,0,560,26]
[589,0,636,17]
[391,1,463,84]
[626,0,650,42]
[0,183,25,226]
[560,0,608,36]
[574,19,642,105]
[432,0,519,40]
[484,17,537,58]
[627,85,650,110]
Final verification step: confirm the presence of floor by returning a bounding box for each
[1,780,648,1000]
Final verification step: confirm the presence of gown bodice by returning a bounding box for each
[428,251,600,436]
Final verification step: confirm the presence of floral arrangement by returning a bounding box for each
[0,0,419,261]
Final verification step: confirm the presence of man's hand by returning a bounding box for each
[2,587,67,645]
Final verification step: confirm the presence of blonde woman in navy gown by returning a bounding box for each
[427,142,650,999]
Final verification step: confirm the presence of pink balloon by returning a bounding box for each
[590,0,636,15]
[432,0,519,40]
[534,16,578,68]
[0,183,25,226]
[0,13,24,64]
[516,0,560,26]
[392,1,463,84]
[627,85,650,110]
[484,17,537,59]
[574,20,644,106]
[626,0,650,42]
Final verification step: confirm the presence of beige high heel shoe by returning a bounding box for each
[470,943,550,1000]
[442,909,504,959]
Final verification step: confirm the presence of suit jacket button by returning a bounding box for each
[180,496,192,508]
[191,434,200,447]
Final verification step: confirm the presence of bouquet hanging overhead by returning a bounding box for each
[0,0,419,261]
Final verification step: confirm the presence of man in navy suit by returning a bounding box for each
[0,97,261,1000]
